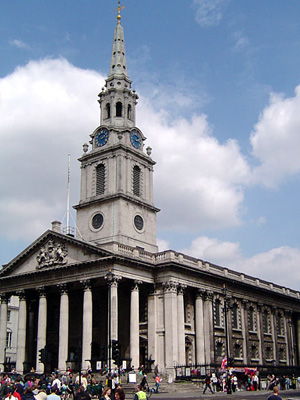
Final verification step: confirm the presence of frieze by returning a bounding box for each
[36,240,68,269]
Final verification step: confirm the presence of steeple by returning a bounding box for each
[74,4,159,253]
[109,2,128,79]
[98,3,137,129]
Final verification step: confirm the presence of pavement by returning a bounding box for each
[147,389,300,400]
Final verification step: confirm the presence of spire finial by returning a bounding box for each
[114,1,125,24]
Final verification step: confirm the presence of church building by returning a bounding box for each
[1,7,300,378]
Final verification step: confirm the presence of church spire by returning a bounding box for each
[109,2,128,79]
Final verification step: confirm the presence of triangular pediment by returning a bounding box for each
[0,230,111,279]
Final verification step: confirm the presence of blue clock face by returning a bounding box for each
[95,128,109,147]
[130,130,142,149]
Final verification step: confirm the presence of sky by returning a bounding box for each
[1,0,300,290]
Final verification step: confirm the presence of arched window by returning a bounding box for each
[133,165,141,196]
[265,346,271,359]
[277,313,283,335]
[216,342,223,357]
[106,103,111,119]
[116,101,122,117]
[96,164,105,195]
[263,310,269,333]
[215,299,221,326]
[234,343,241,358]
[251,345,257,359]
[249,306,254,331]
[232,304,238,329]
[127,104,132,119]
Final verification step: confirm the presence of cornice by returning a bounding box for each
[74,192,160,213]
[78,142,156,166]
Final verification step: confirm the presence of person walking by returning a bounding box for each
[134,385,146,400]
[154,375,160,393]
[203,373,214,394]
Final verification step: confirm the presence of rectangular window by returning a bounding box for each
[7,310,11,322]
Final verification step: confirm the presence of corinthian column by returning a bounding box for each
[105,271,121,368]
[203,291,214,365]
[36,288,47,373]
[177,285,186,365]
[16,291,27,373]
[195,290,205,364]
[130,281,142,368]
[58,284,69,372]
[81,280,92,371]
[0,295,9,371]
[163,280,178,372]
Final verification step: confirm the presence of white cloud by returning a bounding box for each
[232,31,249,53]
[180,236,300,290]
[250,86,300,187]
[157,238,170,252]
[9,39,29,50]
[192,0,229,27]
[180,236,242,265]
[138,101,250,231]
[0,58,103,240]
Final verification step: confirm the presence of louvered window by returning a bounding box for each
[133,165,141,196]
[96,164,105,195]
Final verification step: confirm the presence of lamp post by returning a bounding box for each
[222,284,231,368]
[105,269,115,373]
[288,319,295,366]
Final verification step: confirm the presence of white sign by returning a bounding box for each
[96,361,102,370]
[128,373,137,383]
[122,360,126,370]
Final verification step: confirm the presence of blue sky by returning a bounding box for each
[1,0,300,289]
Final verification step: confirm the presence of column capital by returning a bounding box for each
[16,290,27,301]
[203,290,214,301]
[131,280,143,292]
[177,284,187,295]
[148,284,159,296]
[162,280,178,293]
[0,294,9,304]
[57,283,68,295]
[196,288,206,299]
[36,287,46,298]
[80,279,92,291]
[105,270,122,287]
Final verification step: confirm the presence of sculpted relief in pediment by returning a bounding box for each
[36,240,68,269]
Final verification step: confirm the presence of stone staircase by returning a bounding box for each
[119,374,201,396]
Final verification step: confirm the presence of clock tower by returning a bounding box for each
[74,6,159,253]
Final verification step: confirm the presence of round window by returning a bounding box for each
[92,213,104,229]
[134,215,144,231]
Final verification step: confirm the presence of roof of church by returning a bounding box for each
[0,229,112,277]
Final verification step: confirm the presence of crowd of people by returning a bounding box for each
[201,371,299,393]
[0,370,129,400]
[0,364,161,400]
